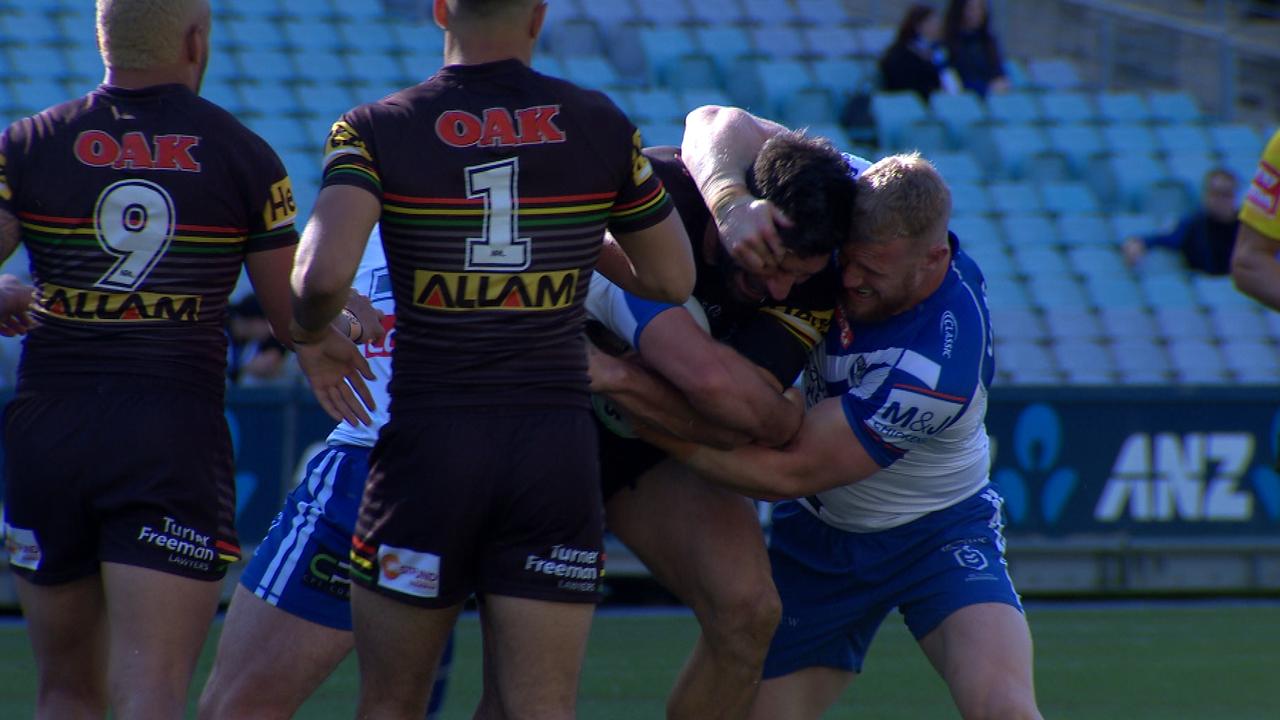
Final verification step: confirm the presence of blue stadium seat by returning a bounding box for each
[200,82,246,117]
[1056,214,1114,247]
[931,152,985,183]
[639,120,686,148]
[1040,181,1099,215]
[1163,150,1218,201]
[1099,306,1159,340]
[635,26,694,80]
[562,56,625,90]
[1100,152,1171,213]
[3,78,70,116]
[950,216,1004,247]
[1110,339,1172,384]
[1053,340,1116,384]
[964,244,1015,278]
[1096,91,1152,124]
[1141,273,1198,307]
[247,117,307,153]
[578,0,641,29]
[630,0,700,26]
[1026,277,1088,309]
[984,277,1032,308]
[802,26,862,60]
[1153,124,1212,158]
[239,81,301,118]
[345,50,410,87]
[624,88,684,125]
[679,88,733,113]
[1085,276,1144,308]
[1011,244,1071,276]
[988,181,1043,216]
[795,0,852,27]
[1193,276,1253,308]
[1044,123,1105,179]
[1000,213,1057,245]
[1209,305,1269,342]
[852,25,894,59]
[997,341,1060,384]
[801,123,851,148]
[1167,338,1229,383]
[694,26,754,75]
[1223,341,1280,383]
[1208,123,1265,157]
[1154,307,1213,343]
[990,308,1047,343]
[1067,245,1126,278]
[929,91,987,149]
[224,18,290,52]
[1146,90,1203,125]
[1042,308,1104,342]
[658,53,722,93]
[296,83,356,125]
[235,49,298,84]
[985,92,1042,125]
[811,58,873,96]
[551,17,606,58]
[286,17,344,53]
[294,48,354,85]
[985,123,1051,180]
[1100,123,1159,156]
[784,86,837,126]
[5,11,67,47]
[739,0,803,27]
[7,46,69,80]
[870,91,939,153]
[1025,57,1083,90]
[749,27,811,60]
[948,181,993,216]
[1037,91,1099,125]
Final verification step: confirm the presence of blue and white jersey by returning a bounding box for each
[326,229,395,447]
[801,237,995,532]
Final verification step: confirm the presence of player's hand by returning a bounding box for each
[293,324,377,426]
[342,288,386,345]
[0,275,36,337]
[713,193,793,273]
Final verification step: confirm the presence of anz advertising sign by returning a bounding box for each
[986,389,1280,536]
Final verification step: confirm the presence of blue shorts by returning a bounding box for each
[240,445,368,631]
[762,485,1023,679]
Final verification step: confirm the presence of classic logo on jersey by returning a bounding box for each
[631,129,653,186]
[2,522,41,571]
[413,269,578,312]
[323,120,371,163]
[262,177,297,230]
[1244,161,1279,216]
[435,106,566,148]
[74,130,201,172]
[870,386,966,446]
[940,311,958,359]
[0,152,10,201]
[376,544,440,598]
[39,283,201,322]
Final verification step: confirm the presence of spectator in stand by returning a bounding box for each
[227,294,289,385]
[879,4,959,101]
[1123,168,1240,275]
[943,0,1010,97]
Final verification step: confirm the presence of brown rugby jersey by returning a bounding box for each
[321,59,673,410]
[0,83,298,396]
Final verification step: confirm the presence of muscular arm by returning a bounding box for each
[642,394,882,501]
[588,342,748,450]
[608,214,696,304]
[636,307,803,447]
[0,208,19,263]
[244,245,298,349]
[680,105,793,270]
[1231,223,1280,310]
[290,185,380,338]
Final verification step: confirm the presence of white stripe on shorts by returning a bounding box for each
[254,449,343,605]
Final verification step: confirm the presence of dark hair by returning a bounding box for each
[893,4,936,47]
[747,131,855,258]
[944,0,987,40]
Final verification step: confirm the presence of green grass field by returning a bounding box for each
[0,603,1276,718]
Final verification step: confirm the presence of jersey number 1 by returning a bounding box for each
[465,158,531,271]
[93,179,176,291]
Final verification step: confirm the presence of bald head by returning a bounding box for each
[853,152,951,252]
[97,0,210,70]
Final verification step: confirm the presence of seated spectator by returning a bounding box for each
[879,4,960,100]
[1123,168,1241,275]
[944,0,1011,97]
[227,295,289,385]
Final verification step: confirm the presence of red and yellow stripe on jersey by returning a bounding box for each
[1240,129,1280,242]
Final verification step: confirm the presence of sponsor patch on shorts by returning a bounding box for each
[377,544,441,598]
[2,522,41,571]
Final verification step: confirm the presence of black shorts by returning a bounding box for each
[595,413,666,503]
[2,382,239,585]
[351,406,604,607]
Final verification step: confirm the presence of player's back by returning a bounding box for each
[0,84,297,397]
[323,60,670,410]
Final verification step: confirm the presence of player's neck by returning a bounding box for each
[442,33,533,67]
[104,67,197,93]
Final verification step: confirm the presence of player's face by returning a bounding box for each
[1203,174,1238,223]
[732,252,829,302]
[838,237,922,323]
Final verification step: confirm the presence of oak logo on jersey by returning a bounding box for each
[413,269,578,312]
[324,120,372,163]
[262,177,297,230]
[631,129,653,186]
[40,283,200,322]
[435,106,566,149]
[74,130,201,172]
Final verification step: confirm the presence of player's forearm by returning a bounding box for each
[681,106,782,216]
[679,347,803,447]
[643,431,809,501]
[1231,225,1280,311]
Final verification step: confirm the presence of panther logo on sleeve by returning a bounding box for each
[630,129,653,186]
[324,120,372,164]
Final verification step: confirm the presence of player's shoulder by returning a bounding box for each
[1263,128,1280,162]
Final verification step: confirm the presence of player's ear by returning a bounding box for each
[432,0,450,31]
[529,1,549,40]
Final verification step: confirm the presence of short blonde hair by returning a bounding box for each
[854,152,952,249]
[96,0,209,70]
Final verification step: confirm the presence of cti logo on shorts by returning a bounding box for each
[2,522,42,571]
[377,545,441,598]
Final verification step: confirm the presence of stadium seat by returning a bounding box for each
[983,276,1032,308]
[1162,150,1218,201]
[964,244,1015,277]
[1085,276,1144,308]
[931,152,985,184]
[1154,307,1213,344]
[738,0,803,27]
[201,82,246,117]
[1110,339,1172,384]
[749,26,811,61]
[985,91,1042,125]
[1056,214,1113,247]
[1209,305,1270,342]
[1099,306,1159,341]
[625,88,685,126]
[1039,181,1099,216]
[1100,123,1160,156]
[997,340,1060,384]
[286,17,344,54]
[1096,91,1152,124]
[985,123,1051,180]
[551,17,607,58]
[239,81,302,119]
[1037,91,1099,125]
[871,91,946,154]
[1053,340,1116,384]
[950,216,1003,247]
[1026,277,1089,309]
[1025,57,1083,90]
[5,11,67,47]
[639,120,685,148]
[795,0,852,27]
[1067,245,1126,279]
[1146,90,1203,125]
[561,56,625,90]
[693,26,754,75]
[928,91,987,149]
[1207,123,1265,158]
[1042,307,1104,342]
[1000,213,1057,245]
[1153,124,1212,158]
[948,181,993,216]
[1044,123,1105,178]
[1193,276,1252,308]
[346,49,411,87]
[679,88,733,113]
[990,308,1047,343]
[811,58,873,96]
[1167,338,1229,383]
[988,181,1044,216]
[1222,341,1280,383]
[1141,274,1199,308]
[294,48,355,85]
[635,26,695,81]
[6,46,70,80]
[235,49,298,84]
[852,25,894,59]
[1010,244,1071,278]
[801,26,862,60]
